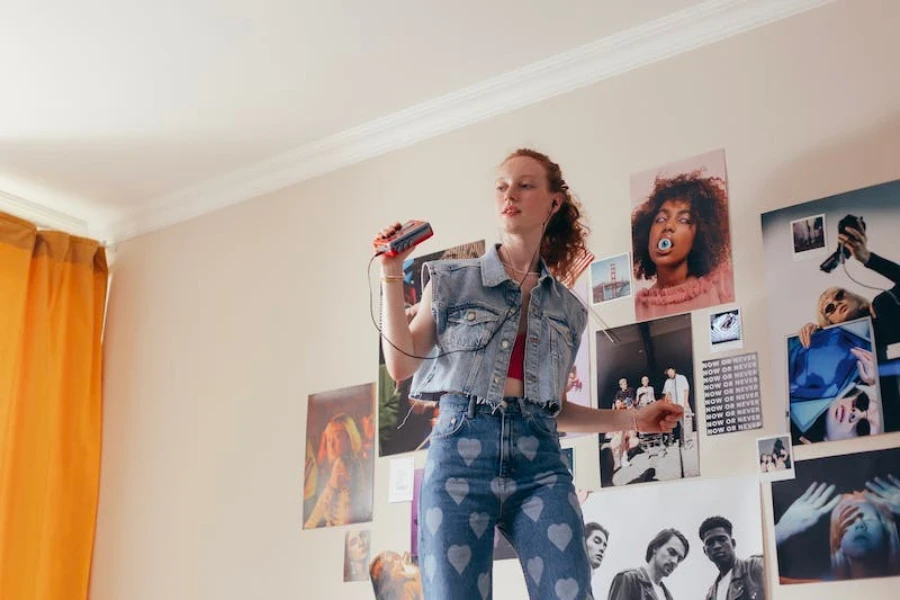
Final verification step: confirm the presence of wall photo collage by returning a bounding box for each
[301,148,900,598]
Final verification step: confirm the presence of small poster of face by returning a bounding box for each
[583,475,765,600]
[303,382,375,529]
[771,446,900,584]
[378,240,485,457]
[595,314,700,487]
[370,550,424,599]
[630,149,735,322]
[344,530,371,582]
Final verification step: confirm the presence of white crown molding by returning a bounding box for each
[95,0,833,242]
[0,188,97,239]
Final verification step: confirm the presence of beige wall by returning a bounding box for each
[91,1,900,598]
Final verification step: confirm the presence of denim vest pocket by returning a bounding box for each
[546,312,575,395]
[443,303,501,351]
[430,405,469,441]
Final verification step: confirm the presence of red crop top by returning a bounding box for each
[507,333,526,380]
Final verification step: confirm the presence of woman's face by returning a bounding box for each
[495,156,557,235]
[641,376,649,386]
[326,424,351,462]
[826,390,879,440]
[347,532,369,562]
[648,198,697,271]
[839,502,886,559]
[819,288,868,325]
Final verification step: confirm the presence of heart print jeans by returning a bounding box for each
[417,394,593,599]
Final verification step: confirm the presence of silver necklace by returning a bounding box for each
[499,248,540,276]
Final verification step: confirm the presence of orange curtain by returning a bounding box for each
[0,212,108,600]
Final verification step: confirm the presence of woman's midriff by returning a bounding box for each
[503,376,525,397]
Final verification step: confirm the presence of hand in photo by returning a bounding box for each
[774,482,840,545]
[798,322,819,348]
[850,347,877,385]
[864,474,900,517]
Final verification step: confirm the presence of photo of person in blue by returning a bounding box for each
[761,179,900,445]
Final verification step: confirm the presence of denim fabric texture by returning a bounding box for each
[418,394,593,600]
[409,244,588,411]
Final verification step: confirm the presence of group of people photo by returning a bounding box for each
[582,475,766,600]
[604,368,693,471]
[595,314,701,489]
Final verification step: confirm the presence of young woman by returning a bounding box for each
[636,375,655,407]
[829,491,900,580]
[377,148,682,599]
[304,413,368,529]
[631,171,733,321]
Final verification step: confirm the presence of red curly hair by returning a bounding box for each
[502,148,590,284]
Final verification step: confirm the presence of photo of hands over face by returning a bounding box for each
[771,447,900,584]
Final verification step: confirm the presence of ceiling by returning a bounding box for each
[0,0,832,243]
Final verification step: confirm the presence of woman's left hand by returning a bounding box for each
[839,226,871,265]
[635,402,683,433]
[864,474,900,517]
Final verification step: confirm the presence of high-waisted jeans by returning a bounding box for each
[418,394,593,600]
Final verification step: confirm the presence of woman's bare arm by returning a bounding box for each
[556,394,683,434]
[380,277,437,382]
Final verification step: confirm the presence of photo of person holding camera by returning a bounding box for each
[761,180,900,443]
[795,215,900,431]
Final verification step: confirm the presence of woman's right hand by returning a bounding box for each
[799,322,820,348]
[376,222,418,271]
[774,482,840,545]
[851,347,877,385]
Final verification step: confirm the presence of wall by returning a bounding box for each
[90,1,900,598]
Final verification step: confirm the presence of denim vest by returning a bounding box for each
[409,244,587,412]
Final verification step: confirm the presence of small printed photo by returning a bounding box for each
[709,307,743,352]
[343,530,371,582]
[790,214,827,259]
[590,253,632,305]
[370,550,423,598]
[562,447,575,477]
[756,435,795,482]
